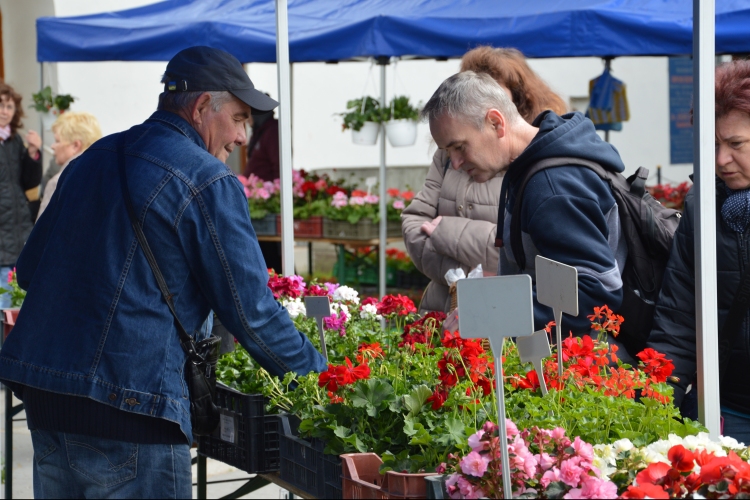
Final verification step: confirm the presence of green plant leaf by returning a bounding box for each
[351,379,396,417]
[403,384,432,415]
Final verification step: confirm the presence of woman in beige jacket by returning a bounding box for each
[402,47,568,313]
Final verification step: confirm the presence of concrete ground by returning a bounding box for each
[0,390,287,499]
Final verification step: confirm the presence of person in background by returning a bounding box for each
[648,59,750,443]
[243,103,282,272]
[37,111,102,220]
[0,81,42,309]
[401,47,567,313]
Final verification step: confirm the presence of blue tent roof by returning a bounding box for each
[37,0,750,63]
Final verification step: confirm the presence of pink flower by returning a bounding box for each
[257,188,270,200]
[459,451,490,477]
[571,436,594,463]
[456,476,485,499]
[551,427,567,440]
[482,421,498,434]
[315,179,327,191]
[325,282,339,296]
[538,452,556,471]
[349,196,365,206]
[445,473,461,499]
[237,175,249,186]
[541,467,561,488]
[505,418,519,438]
[467,430,485,452]
[392,200,405,210]
[8,270,14,284]
[331,191,348,208]
[364,194,379,204]
[263,181,276,194]
[559,457,584,487]
[243,187,251,198]
[563,476,618,499]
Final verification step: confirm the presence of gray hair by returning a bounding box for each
[157,74,235,115]
[421,71,520,129]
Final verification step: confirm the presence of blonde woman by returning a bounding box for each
[37,111,102,220]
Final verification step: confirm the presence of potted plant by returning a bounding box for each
[1,268,25,339]
[340,96,382,145]
[382,95,420,147]
[31,86,75,133]
[238,174,280,235]
[386,187,414,237]
[323,189,381,239]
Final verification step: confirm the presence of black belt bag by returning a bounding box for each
[117,134,220,436]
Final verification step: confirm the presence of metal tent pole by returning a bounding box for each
[693,0,720,438]
[378,59,387,298]
[276,0,294,275]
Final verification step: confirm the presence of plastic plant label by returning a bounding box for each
[457,275,534,498]
[304,296,332,360]
[517,329,552,395]
[365,176,377,195]
[220,412,236,444]
[535,256,578,379]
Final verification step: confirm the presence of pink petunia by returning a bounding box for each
[392,200,405,210]
[459,451,490,477]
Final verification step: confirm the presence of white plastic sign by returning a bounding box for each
[516,330,551,395]
[535,256,578,379]
[304,296,332,360]
[457,275,534,499]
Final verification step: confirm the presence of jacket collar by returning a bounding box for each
[146,110,207,151]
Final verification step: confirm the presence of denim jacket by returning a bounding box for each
[0,111,327,443]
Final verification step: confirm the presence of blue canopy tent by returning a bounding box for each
[37,0,750,62]
[35,0,733,438]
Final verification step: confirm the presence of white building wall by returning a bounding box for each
[5,0,693,185]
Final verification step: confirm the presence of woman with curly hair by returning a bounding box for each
[0,82,42,309]
[401,46,567,313]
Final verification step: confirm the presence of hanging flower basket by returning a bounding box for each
[385,119,418,147]
[351,121,380,145]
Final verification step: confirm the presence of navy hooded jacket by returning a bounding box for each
[499,111,628,333]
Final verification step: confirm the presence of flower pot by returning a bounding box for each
[385,119,418,147]
[341,453,438,499]
[276,215,323,238]
[251,213,278,236]
[323,218,379,240]
[351,121,380,145]
[2,308,20,340]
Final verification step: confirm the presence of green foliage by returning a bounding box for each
[31,86,75,114]
[339,96,382,131]
[381,95,421,122]
[0,269,25,307]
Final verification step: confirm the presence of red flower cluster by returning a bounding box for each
[428,330,495,410]
[647,181,691,211]
[622,444,750,498]
[266,270,306,299]
[318,356,371,394]
[305,284,329,297]
[376,294,417,317]
[637,348,675,384]
[399,311,446,348]
[326,185,347,196]
[587,305,625,337]
[356,342,383,364]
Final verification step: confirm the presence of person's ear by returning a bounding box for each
[191,93,213,125]
[72,139,83,154]
[486,109,507,139]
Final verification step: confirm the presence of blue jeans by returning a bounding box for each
[31,429,191,499]
[0,266,12,310]
[722,411,750,445]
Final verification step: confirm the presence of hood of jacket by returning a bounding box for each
[506,111,625,182]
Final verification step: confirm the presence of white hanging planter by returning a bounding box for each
[41,113,57,133]
[351,121,380,145]
[385,119,418,147]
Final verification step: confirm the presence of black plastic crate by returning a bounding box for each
[197,383,280,474]
[279,414,342,498]
[397,270,431,289]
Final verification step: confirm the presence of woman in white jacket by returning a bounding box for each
[402,47,567,313]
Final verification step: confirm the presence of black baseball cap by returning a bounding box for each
[163,46,278,115]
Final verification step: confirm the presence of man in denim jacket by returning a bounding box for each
[0,46,326,498]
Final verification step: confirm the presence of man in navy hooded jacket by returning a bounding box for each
[423,71,629,349]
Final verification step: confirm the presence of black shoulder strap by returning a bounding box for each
[443,158,451,176]
[508,157,649,271]
[116,133,202,362]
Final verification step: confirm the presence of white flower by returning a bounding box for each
[331,302,350,322]
[282,298,306,318]
[719,434,745,449]
[360,303,382,320]
[591,455,616,480]
[612,438,634,455]
[333,285,360,304]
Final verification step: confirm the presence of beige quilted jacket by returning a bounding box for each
[401,149,504,313]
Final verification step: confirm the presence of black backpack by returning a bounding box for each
[503,158,682,356]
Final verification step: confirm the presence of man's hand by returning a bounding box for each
[25,130,41,158]
[420,216,443,236]
[443,309,459,333]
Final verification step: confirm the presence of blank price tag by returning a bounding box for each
[304,296,332,360]
[457,275,534,498]
[517,330,552,395]
[535,256,578,380]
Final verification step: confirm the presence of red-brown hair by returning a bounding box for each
[0,81,24,136]
[715,59,750,121]
[460,46,568,124]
